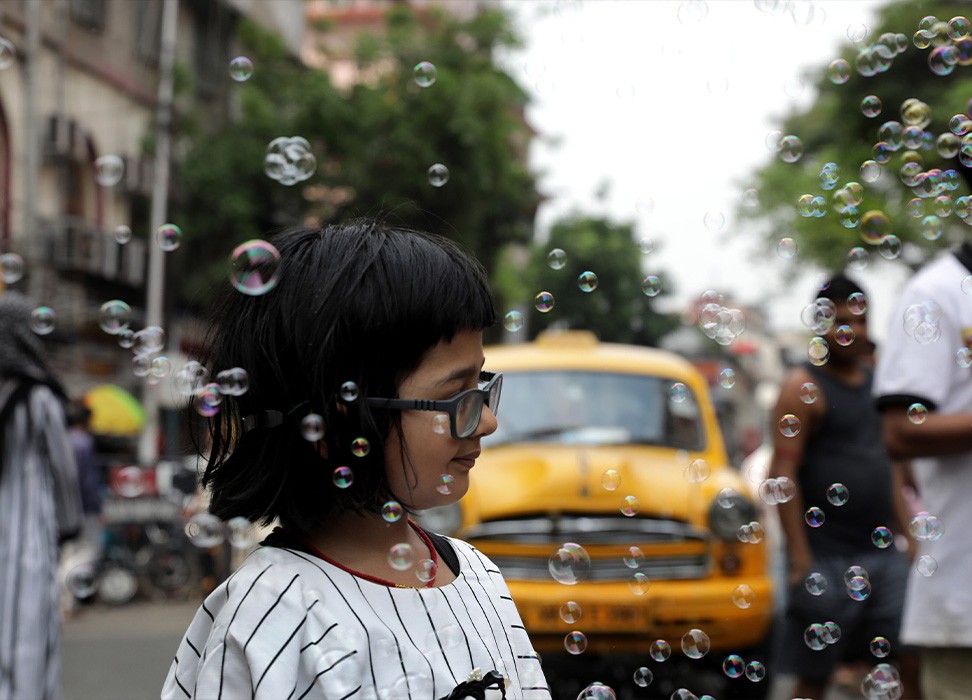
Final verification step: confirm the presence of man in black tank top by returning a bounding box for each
[768,274,919,699]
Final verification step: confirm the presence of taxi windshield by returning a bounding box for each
[487,370,705,450]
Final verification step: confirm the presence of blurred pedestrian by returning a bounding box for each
[0,291,83,700]
[768,273,918,699]
[874,241,972,699]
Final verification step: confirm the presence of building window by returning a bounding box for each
[135,0,163,65]
[70,0,105,31]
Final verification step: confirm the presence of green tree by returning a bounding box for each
[173,5,538,308]
[523,216,678,346]
[742,0,972,272]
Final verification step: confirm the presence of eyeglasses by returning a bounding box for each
[366,371,502,439]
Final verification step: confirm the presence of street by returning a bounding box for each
[62,600,197,700]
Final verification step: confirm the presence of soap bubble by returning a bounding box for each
[535,291,554,313]
[680,628,710,659]
[156,224,182,252]
[0,253,24,283]
[229,240,281,296]
[113,225,132,245]
[0,37,15,70]
[577,271,598,292]
[301,414,325,441]
[503,310,524,332]
[99,300,132,335]
[427,163,449,187]
[264,136,316,186]
[30,306,56,335]
[649,639,671,662]
[827,58,851,84]
[547,248,567,270]
[778,135,804,162]
[564,631,588,655]
[94,155,124,187]
[549,543,590,585]
[228,56,253,82]
[185,513,225,548]
[414,61,437,87]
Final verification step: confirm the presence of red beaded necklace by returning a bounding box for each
[294,519,438,589]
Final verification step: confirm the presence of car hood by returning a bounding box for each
[466,443,736,526]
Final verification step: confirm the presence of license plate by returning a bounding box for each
[524,603,650,632]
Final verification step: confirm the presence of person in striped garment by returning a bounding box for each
[163,220,551,700]
[0,291,83,700]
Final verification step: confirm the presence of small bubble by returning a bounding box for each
[778,414,801,437]
[680,629,710,659]
[703,210,726,231]
[560,600,582,623]
[94,155,124,187]
[957,347,972,368]
[601,469,621,491]
[916,554,938,576]
[427,163,449,187]
[834,324,855,346]
[332,466,353,489]
[388,542,414,570]
[185,513,225,548]
[879,234,902,259]
[228,56,253,82]
[415,558,437,583]
[827,483,849,506]
[871,636,891,658]
[805,571,828,595]
[150,356,172,379]
[907,403,928,424]
[861,95,882,117]
[799,381,819,403]
[564,630,588,655]
[649,639,671,662]
[777,237,798,259]
[99,300,132,335]
[351,437,370,457]
[301,414,325,442]
[339,381,359,402]
[847,246,869,270]
[628,572,650,595]
[719,368,736,389]
[227,516,255,549]
[732,584,755,609]
[535,291,555,313]
[30,306,56,335]
[620,495,640,517]
[633,667,653,687]
[432,413,449,436]
[847,292,867,315]
[623,546,644,568]
[910,512,943,540]
[805,506,826,527]
[0,37,15,70]
[503,310,524,332]
[871,526,894,548]
[669,382,688,403]
[827,58,851,84]
[382,501,403,523]
[778,135,804,162]
[642,275,662,297]
[156,223,182,252]
[436,473,455,495]
[414,61,437,87]
[577,271,598,292]
[805,622,827,651]
[228,240,281,296]
[113,225,132,245]
[745,660,766,682]
[684,458,710,483]
[638,237,654,254]
[548,543,591,585]
[636,198,655,215]
[216,367,248,396]
[547,248,567,270]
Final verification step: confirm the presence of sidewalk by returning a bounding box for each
[62,600,198,700]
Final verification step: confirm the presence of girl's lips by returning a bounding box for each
[452,450,480,468]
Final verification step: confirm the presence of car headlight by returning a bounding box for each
[708,490,757,541]
[414,502,463,536]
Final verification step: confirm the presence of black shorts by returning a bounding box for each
[774,548,910,683]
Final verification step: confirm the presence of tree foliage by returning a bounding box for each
[742,0,972,272]
[172,6,538,308]
[523,216,678,346]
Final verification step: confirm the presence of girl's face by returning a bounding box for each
[384,328,498,510]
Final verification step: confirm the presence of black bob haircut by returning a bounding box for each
[199,219,497,535]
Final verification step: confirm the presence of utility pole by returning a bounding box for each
[137,0,179,466]
[23,0,41,302]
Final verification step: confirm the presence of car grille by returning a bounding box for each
[465,515,712,581]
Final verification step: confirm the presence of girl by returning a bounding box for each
[162,220,550,699]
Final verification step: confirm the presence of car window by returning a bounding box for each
[488,370,705,450]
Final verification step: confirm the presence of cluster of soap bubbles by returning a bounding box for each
[185,513,256,550]
[845,564,872,601]
[902,299,943,344]
[721,654,766,683]
[263,136,316,186]
[696,290,746,346]
[736,521,764,544]
[860,662,903,700]
[175,359,249,417]
[804,620,842,651]
[757,476,796,505]
[913,15,972,76]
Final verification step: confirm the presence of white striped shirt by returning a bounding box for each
[162,537,550,699]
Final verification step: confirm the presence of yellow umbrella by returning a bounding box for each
[83,384,146,436]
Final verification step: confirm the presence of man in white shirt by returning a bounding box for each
[874,241,972,699]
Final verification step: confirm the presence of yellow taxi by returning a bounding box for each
[418,330,774,694]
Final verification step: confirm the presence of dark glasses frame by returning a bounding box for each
[366,371,502,439]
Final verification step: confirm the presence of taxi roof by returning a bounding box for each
[485,331,702,382]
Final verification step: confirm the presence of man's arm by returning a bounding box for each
[882,405,972,459]
[768,368,822,586]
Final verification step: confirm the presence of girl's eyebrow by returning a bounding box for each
[434,360,485,388]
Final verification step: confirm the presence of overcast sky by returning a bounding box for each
[499,0,914,342]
